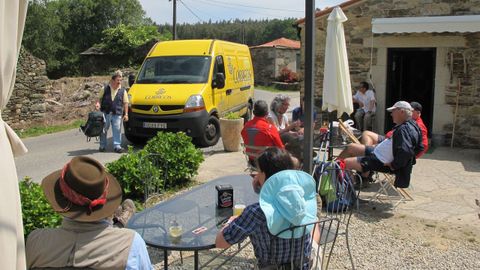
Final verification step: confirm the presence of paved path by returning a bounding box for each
[15,89,299,183]
[196,146,480,226]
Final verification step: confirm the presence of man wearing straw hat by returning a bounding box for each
[215,148,319,269]
[26,156,152,269]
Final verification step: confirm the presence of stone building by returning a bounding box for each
[296,0,480,148]
[250,37,300,86]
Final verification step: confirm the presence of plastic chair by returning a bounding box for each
[268,217,340,270]
[314,162,361,270]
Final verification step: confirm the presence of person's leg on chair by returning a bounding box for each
[360,130,383,146]
[338,143,367,159]
[354,109,365,131]
[364,112,375,131]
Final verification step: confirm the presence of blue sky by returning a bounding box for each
[139,0,346,24]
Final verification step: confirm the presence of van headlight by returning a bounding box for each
[184,95,206,113]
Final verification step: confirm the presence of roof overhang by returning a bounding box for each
[372,15,480,34]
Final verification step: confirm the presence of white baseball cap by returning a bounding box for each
[386,101,413,112]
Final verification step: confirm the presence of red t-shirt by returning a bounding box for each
[241,117,284,159]
[384,117,428,158]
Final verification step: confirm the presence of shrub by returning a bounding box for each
[222,112,241,119]
[20,177,62,237]
[277,67,299,83]
[106,132,204,201]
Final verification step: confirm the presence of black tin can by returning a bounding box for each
[215,184,233,208]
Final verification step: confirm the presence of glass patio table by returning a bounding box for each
[127,174,258,270]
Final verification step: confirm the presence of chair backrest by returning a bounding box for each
[139,153,169,206]
[241,143,269,171]
[269,217,340,270]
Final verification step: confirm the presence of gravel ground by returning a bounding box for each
[148,203,480,270]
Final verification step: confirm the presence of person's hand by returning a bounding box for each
[297,127,304,135]
[224,215,238,228]
[95,102,100,111]
[123,114,129,122]
[289,120,301,131]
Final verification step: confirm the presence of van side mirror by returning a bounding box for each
[128,74,136,87]
[213,73,225,89]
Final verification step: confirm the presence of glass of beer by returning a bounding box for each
[233,204,246,216]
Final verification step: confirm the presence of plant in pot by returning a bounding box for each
[219,112,244,152]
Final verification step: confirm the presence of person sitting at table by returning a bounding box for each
[353,81,376,131]
[360,101,428,158]
[292,97,317,130]
[267,94,301,136]
[215,147,320,269]
[338,101,424,188]
[242,100,284,165]
[26,156,153,270]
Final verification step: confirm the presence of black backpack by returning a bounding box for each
[80,111,104,141]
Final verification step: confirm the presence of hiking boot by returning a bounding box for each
[99,147,106,152]
[114,199,136,227]
[114,147,126,153]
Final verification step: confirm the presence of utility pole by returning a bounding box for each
[169,0,177,40]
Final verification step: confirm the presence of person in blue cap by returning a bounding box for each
[215,147,318,269]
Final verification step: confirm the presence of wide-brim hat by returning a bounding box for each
[42,156,122,222]
[259,170,317,239]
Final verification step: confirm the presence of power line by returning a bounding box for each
[182,0,223,22]
[194,0,296,19]
[178,0,205,23]
[204,0,304,13]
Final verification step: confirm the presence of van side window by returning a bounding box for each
[214,56,226,78]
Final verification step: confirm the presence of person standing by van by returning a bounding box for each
[95,70,129,153]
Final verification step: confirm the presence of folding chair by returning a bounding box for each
[268,217,340,270]
[369,172,413,208]
[314,162,361,270]
[241,143,268,172]
[139,153,169,207]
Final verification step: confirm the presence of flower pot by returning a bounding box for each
[219,118,244,152]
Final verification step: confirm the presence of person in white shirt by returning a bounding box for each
[353,81,376,131]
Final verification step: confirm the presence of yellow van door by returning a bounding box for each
[212,55,228,114]
[231,55,254,112]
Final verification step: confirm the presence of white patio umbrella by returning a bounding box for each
[0,0,29,269]
[322,7,354,118]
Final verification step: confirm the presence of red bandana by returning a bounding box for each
[58,162,109,214]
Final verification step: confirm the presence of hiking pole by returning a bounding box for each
[451,78,461,148]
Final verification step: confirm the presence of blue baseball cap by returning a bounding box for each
[259,170,317,239]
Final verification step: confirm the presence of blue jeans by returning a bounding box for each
[100,113,122,149]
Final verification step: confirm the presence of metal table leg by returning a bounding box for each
[194,251,199,270]
[164,249,168,270]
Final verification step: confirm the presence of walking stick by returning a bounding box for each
[451,78,461,148]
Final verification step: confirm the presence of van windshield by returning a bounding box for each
[136,56,212,84]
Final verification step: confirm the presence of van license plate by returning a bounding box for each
[143,122,167,129]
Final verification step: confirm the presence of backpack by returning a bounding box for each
[80,111,104,141]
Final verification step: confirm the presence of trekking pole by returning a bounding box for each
[451,78,461,148]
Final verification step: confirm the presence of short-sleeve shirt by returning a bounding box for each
[353,90,376,112]
[222,203,311,269]
[241,117,284,160]
[267,111,289,131]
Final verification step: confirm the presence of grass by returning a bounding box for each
[16,120,84,138]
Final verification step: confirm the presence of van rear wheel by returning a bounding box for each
[196,116,220,147]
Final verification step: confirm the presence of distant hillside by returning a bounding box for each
[157,18,299,46]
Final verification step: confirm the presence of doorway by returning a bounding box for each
[385,48,435,136]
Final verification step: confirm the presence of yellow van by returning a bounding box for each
[125,39,254,146]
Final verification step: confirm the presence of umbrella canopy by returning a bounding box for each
[0,0,29,269]
[322,7,353,118]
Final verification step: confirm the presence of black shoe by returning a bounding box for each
[99,147,106,152]
[114,147,126,153]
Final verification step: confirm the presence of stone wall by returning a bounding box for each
[251,47,299,85]
[3,49,50,129]
[299,0,480,148]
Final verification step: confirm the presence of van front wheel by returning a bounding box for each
[196,116,220,147]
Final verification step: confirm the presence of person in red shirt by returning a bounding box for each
[242,100,284,164]
[360,101,428,158]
